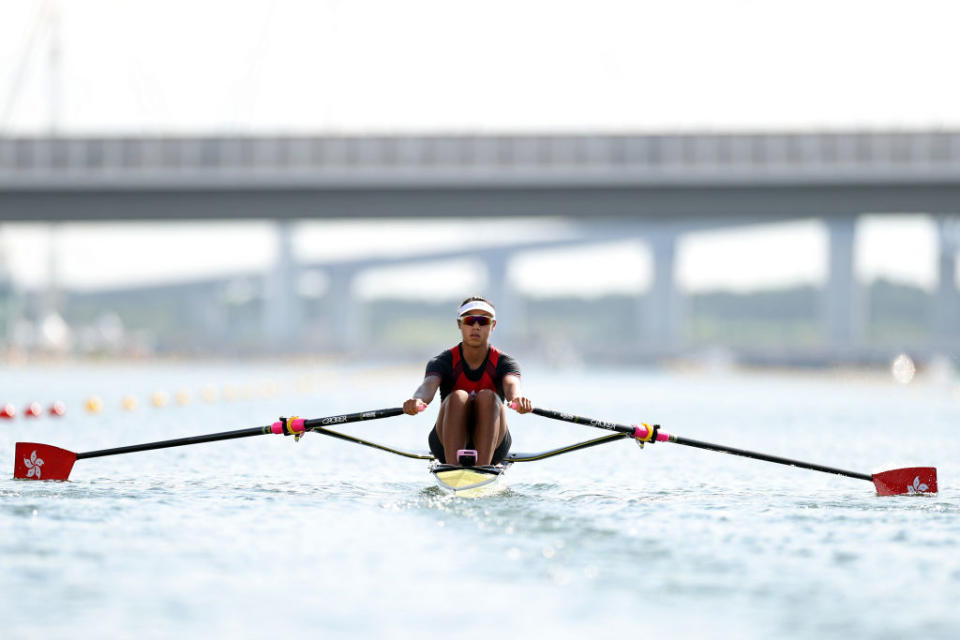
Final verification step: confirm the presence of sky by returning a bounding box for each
[1,1,958,296]
[4,0,960,134]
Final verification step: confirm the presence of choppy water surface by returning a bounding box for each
[2,361,959,638]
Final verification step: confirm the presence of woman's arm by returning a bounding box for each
[502,374,532,413]
[403,375,441,415]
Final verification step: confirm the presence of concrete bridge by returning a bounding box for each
[2,130,959,354]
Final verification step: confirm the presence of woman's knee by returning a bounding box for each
[444,390,471,406]
[474,389,500,408]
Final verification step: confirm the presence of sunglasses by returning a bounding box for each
[459,315,493,327]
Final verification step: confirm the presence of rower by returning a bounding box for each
[402,296,532,467]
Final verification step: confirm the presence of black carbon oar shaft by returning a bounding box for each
[75,407,406,461]
[76,427,270,460]
[303,407,404,430]
[531,407,634,434]
[671,436,872,481]
[530,406,873,482]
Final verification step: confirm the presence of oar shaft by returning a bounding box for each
[303,407,403,430]
[531,406,873,482]
[77,426,270,459]
[75,407,406,461]
[531,407,635,435]
[672,435,872,481]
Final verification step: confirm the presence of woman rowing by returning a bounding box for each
[402,296,532,467]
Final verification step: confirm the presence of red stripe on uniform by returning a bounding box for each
[450,345,501,395]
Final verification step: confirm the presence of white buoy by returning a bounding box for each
[891,353,916,385]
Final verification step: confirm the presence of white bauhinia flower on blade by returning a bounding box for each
[906,476,928,494]
[24,451,44,479]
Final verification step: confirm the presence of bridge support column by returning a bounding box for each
[821,215,863,349]
[485,252,522,349]
[328,266,364,352]
[934,215,960,351]
[190,289,226,351]
[644,231,683,349]
[263,221,301,351]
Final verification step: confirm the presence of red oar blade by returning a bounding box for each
[872,467,938,496]
[14,443,77,481]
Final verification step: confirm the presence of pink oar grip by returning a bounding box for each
[632,425,670,442]
[271,418,306,434]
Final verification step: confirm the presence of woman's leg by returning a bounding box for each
[472,389,506,466]
[437,390,471,465]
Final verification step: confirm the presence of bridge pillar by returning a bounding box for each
[644,231,682,348]
[190,288,226,351]
[485,252,522,348]
[934,215,960,350]
[328,266,364,352]
[821,215,863,349]
[262,221,301,351]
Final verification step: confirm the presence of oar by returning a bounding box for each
[510,404,937,496]
[13,407,411,481]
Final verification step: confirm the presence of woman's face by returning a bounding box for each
[458,310,495,347]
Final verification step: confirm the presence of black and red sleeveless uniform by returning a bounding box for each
[425,344,521,401]
[425,344,521,464]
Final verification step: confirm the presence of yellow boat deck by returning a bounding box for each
[431,464,510,497]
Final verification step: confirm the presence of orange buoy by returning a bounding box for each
[85,396,104,414]
[1,403,15,419]
[49,401,66,416]
[200,385,218,403]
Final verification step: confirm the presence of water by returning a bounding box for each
[2,361,959,638]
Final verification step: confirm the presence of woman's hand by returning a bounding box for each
[508,396,533,414]
[405,377,439,415]
[403,398,427,415]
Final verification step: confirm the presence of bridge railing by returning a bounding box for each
[2,132,960,174]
